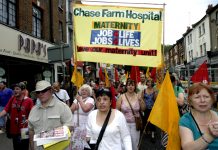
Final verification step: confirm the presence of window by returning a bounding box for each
[188,34,192,44]
[59,21,63,41]
[189,50,193,60]
[203,43,206,56]
[0,0,16,27]
[216,11,218,25]
[199,26,201,37]
[58,0,63,9]
[200,45,203,56]
[202,23,205,34]
[32,6,42,38]
[68,28,73,45]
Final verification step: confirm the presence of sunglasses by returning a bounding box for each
[36,88,51,94]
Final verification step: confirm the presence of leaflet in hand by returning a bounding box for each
[33,126,69,146]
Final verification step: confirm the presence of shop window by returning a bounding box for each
[0,0,16,27]
[32,6,42,38]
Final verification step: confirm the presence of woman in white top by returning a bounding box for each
[70,84,95,150]
[86,88,132,150]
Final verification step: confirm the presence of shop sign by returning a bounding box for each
[18,35,47,57]
[0,24,54,63]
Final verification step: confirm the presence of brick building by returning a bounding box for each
[0,0,67,91]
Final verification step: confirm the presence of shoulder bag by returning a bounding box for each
[124,94,143,131]
[54,93,64,102]
[5,96,16,139]
[85,108,112,150]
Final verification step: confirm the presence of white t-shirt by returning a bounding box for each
[53,89,70,102]
[86,109,132,150]
[137,82,147,93]
[73,97,95,126]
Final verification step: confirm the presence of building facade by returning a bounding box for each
[167,4,218,83]
[0,0,67,91]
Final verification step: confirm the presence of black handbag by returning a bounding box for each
[84,109,112,150]
[6,114,12,138]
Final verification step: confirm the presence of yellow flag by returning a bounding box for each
[148,71,180,150]
[104,68,110,87]
[125,72,129,81]
[71,65,84,88]
[156,56,164,89]
[146,67,150,79]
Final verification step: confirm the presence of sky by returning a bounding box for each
[82,0,218,45]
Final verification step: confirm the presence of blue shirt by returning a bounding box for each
[179,112,218,149]
[0,88,13,107]
[144,92,155,109]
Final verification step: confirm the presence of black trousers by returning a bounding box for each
[144,109,156,132]
[12,135,29,150]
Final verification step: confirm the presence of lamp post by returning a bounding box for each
[184,60,190,87]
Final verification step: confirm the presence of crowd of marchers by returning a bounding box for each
[0,72,218,150]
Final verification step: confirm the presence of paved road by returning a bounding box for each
[0,132,13,150]
[139,127,165,150]
[0,127,165,150]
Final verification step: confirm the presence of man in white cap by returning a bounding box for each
[28,80,73,150]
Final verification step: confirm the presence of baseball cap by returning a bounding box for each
[14,82,26,90]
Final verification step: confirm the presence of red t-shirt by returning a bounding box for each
[4,96,34,135]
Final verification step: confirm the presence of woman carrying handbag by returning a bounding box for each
[116,79,146,150]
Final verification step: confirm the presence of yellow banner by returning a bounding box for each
[73,4,163,67]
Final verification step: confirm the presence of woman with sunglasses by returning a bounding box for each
[116,79,145,150]
[70,84,95,150]
[86,88,132,150]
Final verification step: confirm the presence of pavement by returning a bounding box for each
[0,131,13,150]
[0,127,165,150]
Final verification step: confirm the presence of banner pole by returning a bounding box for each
[75,0,165,6]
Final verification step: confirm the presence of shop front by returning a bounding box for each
[0,24,55,92]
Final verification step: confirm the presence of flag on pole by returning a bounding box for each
[146,67,150,79]
[130,66,141,83]
[190,61,209,84]
[156,56,164,89]
[71,65,84,88]
[148,71,181,150]
[115,68,119,82]
[150,68,156,82]
[104,68,110,87]
[99,67,105,81]
[125,71,129,81]
[110,85,116,109]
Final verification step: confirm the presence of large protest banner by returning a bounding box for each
[73,4,163,67]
